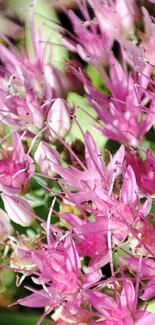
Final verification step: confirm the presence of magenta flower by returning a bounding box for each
[60,211,108,269]
[84,280,155,325]
[0,132,34,195]
[0,2,155,325]
[85,55,153,146]
[0,8,72,134]
[141,278,155,300]
[61,4,110,64]
[14,234,101,316]
[61,0,136,64]
[121,255,155,278]
[90,0,136,37]
[141,7,155,66]
[126,148,155,194]
[0,90,44,130]
[51,131,125,202]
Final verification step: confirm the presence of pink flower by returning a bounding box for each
[141,7,155,66]
[90,0,136,36]
[129,217,155,256]
[0,7,73,133]
[121,255,155,278]
[60,211,108,269]
[0,90,44,130]
[14,234,101,317]
[0,132,34,195]
[61,3,111,64]
[85,55,153,146]
[141,278,155,300]
[59,160,151,248]
[51,131,125,202]
[48,130,151,247]
[84,280,155,325]
[126,148,155,194]
[62,0,136,64]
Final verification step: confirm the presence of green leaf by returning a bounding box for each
[86,65,103,88]
[145,127,155,143]
[24,191,47,208]
[113,243,131,269]
[104,139,120,161]
[0,269,15,287]
[0,313,49,325]
[10,0,68,68]
[67,92,107,150]
[147,299,155,314]
[140,140,150,159]
[86,65,109,95]
[25,0,68,67]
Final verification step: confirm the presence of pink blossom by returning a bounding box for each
[1,2,155,325]
[0,132,34,195]
[126,148,155,194]
[121,255,155,278]
[14,234,101,316]
[84,280,155,325]
[0,90,44,130]
[129,217,155,256]
[50,132,151,248]
[51,131,125,201]
[60,211,108,269]
[85,55,153,146]
[61,5,110,64]
[141,279,155,300]
[0,9,72,133]
[90,0,136,36]
[141,7,155,65]
[62,0,136,64]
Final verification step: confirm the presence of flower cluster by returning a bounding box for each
[1,1,155,325]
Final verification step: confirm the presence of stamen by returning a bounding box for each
[12,168,27,181]
[107,210,119,303]
[47,197,56,247]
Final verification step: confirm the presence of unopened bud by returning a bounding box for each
[47,98,71,140]
[2,194,34,227]
[34,141,59,176]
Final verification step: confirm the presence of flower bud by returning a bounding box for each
[1,194,34,227]
[47,98,71,140]
[34,141,59,176]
